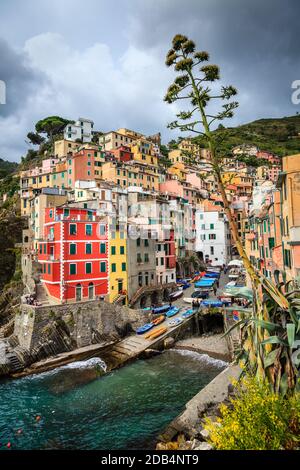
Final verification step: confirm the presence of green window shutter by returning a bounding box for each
[86,243,92,254]
[86,263,92,274]
[48,264,51,274]
[100,261,106,272]
[70,224,77,235]
[111,263,116,273]
[70,243,76,255]
[70,264,76,275]
[120,246,125,255]
[100,243,106,254]
[111,246,116,255]
[85,224,92,236]
[122,262,126,271]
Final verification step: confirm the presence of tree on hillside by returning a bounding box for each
[26,132,45,146]
[35,116,73,142]
[164,34,299,393]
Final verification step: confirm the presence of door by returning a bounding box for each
[118,280,123,294]
[88,283,94,300]
[76,284,82,301]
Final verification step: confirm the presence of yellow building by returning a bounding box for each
[130,139,158,166]
[54,139,80,158]
[167,162,188,181]
[101,161,159,192]
[109,226,128,304]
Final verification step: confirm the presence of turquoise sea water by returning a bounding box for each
[0,350,226,450]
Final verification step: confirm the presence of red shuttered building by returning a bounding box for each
[38,206,108,303]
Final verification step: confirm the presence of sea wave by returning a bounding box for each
[169,348,228,368]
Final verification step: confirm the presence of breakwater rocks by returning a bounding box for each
[0,300,146,377]
[156,364,241,450]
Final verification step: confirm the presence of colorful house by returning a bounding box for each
[38,206,108,303]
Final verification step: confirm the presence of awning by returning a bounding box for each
[223,286,253,300]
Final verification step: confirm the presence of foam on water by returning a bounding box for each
[169,348,228,368]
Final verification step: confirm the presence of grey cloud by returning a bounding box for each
[0,38,45,118]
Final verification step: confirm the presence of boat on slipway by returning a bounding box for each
[166,306,180,318]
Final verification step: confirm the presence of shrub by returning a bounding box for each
[204,375,300,450]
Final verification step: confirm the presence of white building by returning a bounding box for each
[195,209,231,266]
[64,118,94,143]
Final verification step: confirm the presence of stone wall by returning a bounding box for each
[14,299,145,351]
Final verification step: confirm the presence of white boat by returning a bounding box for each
[169,290,183,300]
[183,297,193,304]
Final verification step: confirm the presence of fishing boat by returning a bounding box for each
[166,306,180,317]
[152,304,170,314]
[136,323,154,335]
[182,309,194,318]
[151,315,165,326]
[168,317,183,327]
[168,289,183,301]
[181,283,191,290]
[201,299,223,308]
[145,326,167,340]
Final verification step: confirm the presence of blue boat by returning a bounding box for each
[181,283,191,290]
[152,304,170,314]
[168,317,183,327]
[166,306,180,318]
[136,323,154,335]
[182,308,194,318]
[201,300,223,308]
[194,279,215,288]
[203,273,219,279]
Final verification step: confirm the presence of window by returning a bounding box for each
[137,253,142,263]
[145,253,149,262]
[85,224,92,236]
[99,225,106,236]
[100,243,106,254]
[49,209,53,218]
[144,239,149,247]
[120,246,125,255]
[70,224,77,235]
[39,244,42,254]
[85,262,92,274]
[201,224,205,230]
[111,263,116,273]
[86,243,92,254]
[70,264,77,275]
[210,246,214,255]
[111,246,116,255]
[70,243,76,255]
[48,264,51,274]
[64,208,69,217]
[100,261,106,272]
[209,234,216,240]
[137,238,141,247]
[210,223,214,230]
[122,262,126,271]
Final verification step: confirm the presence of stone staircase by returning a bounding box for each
[112,293,126,305]
[129,282,176,307]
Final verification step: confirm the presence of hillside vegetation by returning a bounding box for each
[204,114,300,156]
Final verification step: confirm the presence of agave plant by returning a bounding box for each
[226,276,300,395]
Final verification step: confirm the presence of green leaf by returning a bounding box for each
[221,319,249,338]
[261,336,288,347]
[287,323,295,348]
[252,319,279,332]
[280,372,288,396]
[264,349,279,368]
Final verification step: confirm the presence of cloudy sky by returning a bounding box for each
[0,0,300,162]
